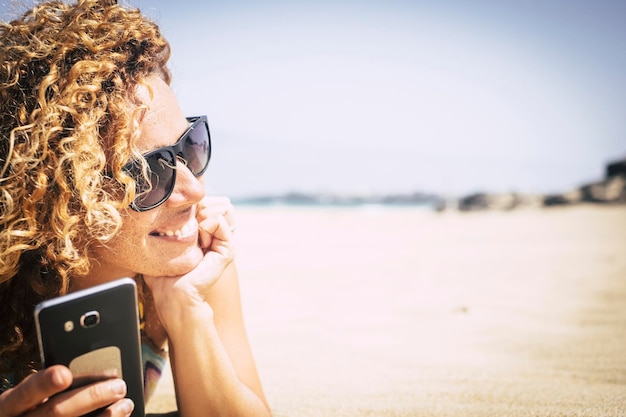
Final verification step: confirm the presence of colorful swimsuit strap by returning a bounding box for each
[139,299,168,402]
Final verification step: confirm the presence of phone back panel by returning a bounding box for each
[34,278,145,416]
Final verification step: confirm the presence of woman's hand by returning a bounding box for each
[143,196,236,324]
[141,197,271,417]
[0,366,133,417]
[195,195,237,289]
[197,195,237,243]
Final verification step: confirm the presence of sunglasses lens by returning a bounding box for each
[123,117,210,211]
[131,150,175,210]
[183,120,210,175]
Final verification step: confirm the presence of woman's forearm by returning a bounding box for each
[166,304,270,417]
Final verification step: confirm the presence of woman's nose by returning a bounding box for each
[164,160,205,207]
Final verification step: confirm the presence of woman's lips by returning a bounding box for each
[150,220,198,241]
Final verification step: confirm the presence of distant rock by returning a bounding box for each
[458,193,500,211]
[457,192,543,211]
[580,176,626,203]
[452,157,626,211]
[606,159,626,178]
[543,157,626,206]
[543,189,583,206]
[581,157,626,203]
[232,157,626,211]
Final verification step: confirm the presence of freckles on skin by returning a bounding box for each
[129,207,205,273]
[85,76,207,285]
[134,77,189,152]
[87,208,205,286]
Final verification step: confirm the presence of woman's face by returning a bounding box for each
[85,76,206,287]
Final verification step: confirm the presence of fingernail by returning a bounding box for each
[51,367,69,388]
[110,379,126,395]
[120,398,135,415]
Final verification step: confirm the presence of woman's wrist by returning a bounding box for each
[156,295,215,338]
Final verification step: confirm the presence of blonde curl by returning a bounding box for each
[0,0,171,384]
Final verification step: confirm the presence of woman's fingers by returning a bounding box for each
[37,378,131,417]
[147,214,234,291]
[198,214,235,260]
[107,398,135,416]
[0,368,132,417]
[197,196,236,232]
[144,196,236,310]
[0,366,72,416]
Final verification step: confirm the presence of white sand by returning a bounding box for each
[147,205,626,416]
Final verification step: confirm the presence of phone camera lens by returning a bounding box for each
[80,311,100,328]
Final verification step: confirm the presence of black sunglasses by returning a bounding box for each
[123,115,211,211]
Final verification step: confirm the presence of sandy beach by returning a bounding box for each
[146,205,626,416]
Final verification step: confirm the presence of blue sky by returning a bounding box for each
[4,1,626,197]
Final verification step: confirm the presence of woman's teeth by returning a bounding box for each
[155,223,194,238]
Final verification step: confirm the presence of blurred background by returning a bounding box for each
[2,2,625,415]
[136,0,625,200]
[2,0,624,200]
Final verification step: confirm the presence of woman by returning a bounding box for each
[0,1,270,416]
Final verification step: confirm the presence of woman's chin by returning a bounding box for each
[148,246,205,278]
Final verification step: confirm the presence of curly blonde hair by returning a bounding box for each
[0,0,171,385]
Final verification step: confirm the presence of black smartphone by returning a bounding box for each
[34,277,145,417]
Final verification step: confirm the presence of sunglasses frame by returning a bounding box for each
[127,115,211,212]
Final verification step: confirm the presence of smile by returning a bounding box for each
[151,222,197,239]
